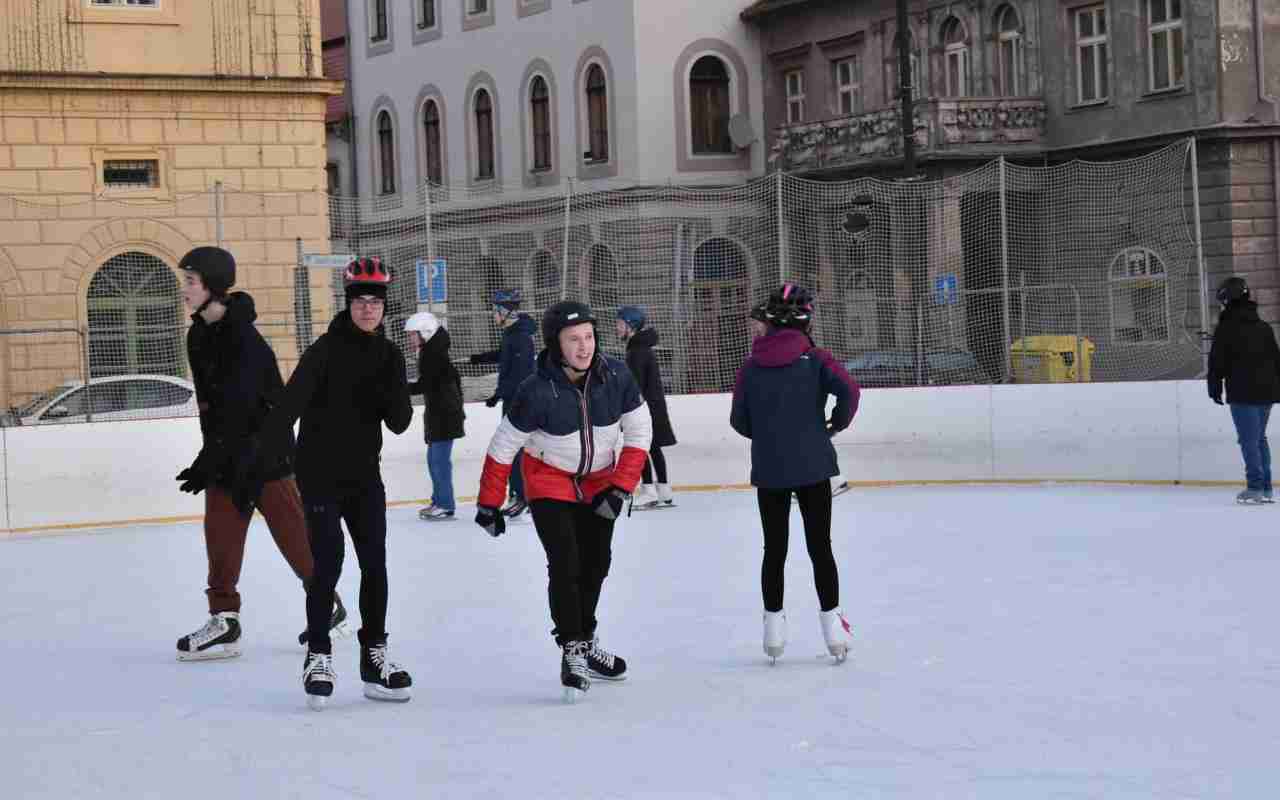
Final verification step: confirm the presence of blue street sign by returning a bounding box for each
[934,273,958,306]
[416,258,447,303]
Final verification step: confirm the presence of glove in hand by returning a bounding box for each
[475,505,506,537]
[591,488,629,521]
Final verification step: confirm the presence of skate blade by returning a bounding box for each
[764,645,784,660]
[307,694,328,711]
[829,648,849,665]
[562,686,587,704]
[588,670,627,682]
[363,683,412,702]
[176,643,241,662]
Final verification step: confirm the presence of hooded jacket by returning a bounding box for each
[409,326,465,442]
[477,349,652,507]
[259,309,412,495]
[1208,300,1280,404]
[472,314,537,413]
[730,328,861,489]
[185,291,293,486]
[624,327,676,448]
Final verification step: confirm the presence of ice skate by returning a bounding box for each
[176,611,241,661]
[419,506,456,521]
[297,594,349,646]
[560,640,591,703]
[501,496,528,520]
[417,503,439,520]
[819,608,852,664]
[632,484,660,510]
[361,641,412,702]
[1236,488,1267,505]
[586,637,627,681]
[303,649,335,710]
[656,483,676,508]
[763,610,786,664]
[831,475,850,498]
[1263,489,1275,504]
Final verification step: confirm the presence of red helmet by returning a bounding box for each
[344,257,390,289]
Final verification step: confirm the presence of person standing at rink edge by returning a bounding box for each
[173,246,346,662]
[474,301,652,703]
[469,288,537,519]
[248,257,414,709]
[1208,275,1280,505]
[405,311,466,521]
[730,283,860,664]
[616,305,677,509]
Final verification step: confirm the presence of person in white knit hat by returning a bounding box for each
[405,311,466,520]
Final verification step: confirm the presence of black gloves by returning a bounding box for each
[591,488,629,521]
[175,449,216,495]
[1210,391,1224,406]
[475,505,506,537]
[484,395,500,408]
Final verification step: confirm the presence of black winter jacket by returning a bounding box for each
[624,328,676,447]
[260,310,412,495]
[186,291,293,487]
[471,314,537,413]
[409,326,465,442]
[1208,300,1280,404]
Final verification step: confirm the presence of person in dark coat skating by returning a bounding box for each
[1208,275,1280,504]
[730,283,861,664]
[616,305,677,508]
[405,311,465,520]
[174,245,345,662]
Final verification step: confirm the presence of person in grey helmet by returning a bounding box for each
[1208,275,1280,504]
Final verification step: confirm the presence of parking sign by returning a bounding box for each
[416,258,447,304]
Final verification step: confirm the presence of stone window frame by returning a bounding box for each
[368,96,403,197]
[93,146,170,199]
[937,15,972,98]
[413,84,450,188]
[783,69,806,124]
[1066,1,1111,107]
[817,32,867,117]
[574,47,619,180]
[464,72,502,188]
[520,59,561,188]
[517,0,551,18]
[992,3,1026,96]
[413,0,443,46]
[366,0,394,58]
[1143,0,1186,94]
[462,0,496,31]
[80,0,178,26]
[882,22,923,103]
[674,38,752,174]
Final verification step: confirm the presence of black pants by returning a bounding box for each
[302,478,389,654]
[530,499,616,646]
[641,445,668,484]
[757,480,838,613]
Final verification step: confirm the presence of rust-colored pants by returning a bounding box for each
[204,477,314,614]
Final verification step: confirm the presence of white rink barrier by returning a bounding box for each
[1,380,1242,534]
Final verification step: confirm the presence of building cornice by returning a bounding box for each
[740,0,816,23]
[0,72,342,96]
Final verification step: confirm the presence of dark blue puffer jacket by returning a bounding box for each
[472,314,537,414]
[730,328,861,489]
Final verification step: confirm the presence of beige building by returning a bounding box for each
[0,0,339,413]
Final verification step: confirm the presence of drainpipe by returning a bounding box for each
[1257,1,1280,280]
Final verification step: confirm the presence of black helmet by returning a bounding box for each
[178,246,236,296]
[764,283,815,330]
[1217,276,1249,306]
[543,301,597,361]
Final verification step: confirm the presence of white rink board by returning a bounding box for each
[2,380,1249,532]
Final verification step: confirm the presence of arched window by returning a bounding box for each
[690,55,732,154]
[886,31,922,99]
[690,238,749,392]
[371,0,388,41]
[423,100,443,185]
[87,252,183,379]
[376,110,396,194]
[529,249,558,310]
[995,5,1024,95]
[474,89,495,180]
[530,76,552,171]
[585,64,609,162]
[941,17,969,98]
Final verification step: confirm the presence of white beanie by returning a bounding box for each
[404,311,440,341]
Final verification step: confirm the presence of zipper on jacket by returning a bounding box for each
[573,380,594,502]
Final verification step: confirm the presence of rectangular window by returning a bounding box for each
[784,70,805,124]
[833,57,861,116]
[419,0,436,28]
[1148,0,1184,91]
[371,0,388,42]
[468,0,488,13]
[103,159,159,188]
[1075,4,1109,104]
[325,163,340,195]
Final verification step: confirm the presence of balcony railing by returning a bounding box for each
[769,97,1047,172]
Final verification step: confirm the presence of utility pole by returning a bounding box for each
[896,0,916,179]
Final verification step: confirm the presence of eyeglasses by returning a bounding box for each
[352,297,385,309]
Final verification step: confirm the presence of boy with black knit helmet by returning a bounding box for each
[615,304,678,509]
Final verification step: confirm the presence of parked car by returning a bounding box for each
[844,350,992,388]
[4,375,197,426]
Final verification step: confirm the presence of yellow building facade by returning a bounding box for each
[0,0,339,410]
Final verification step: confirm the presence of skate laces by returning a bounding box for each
[367,645,403,680]
[588,638,615,669]
[191,615,228,645]
[304,652,335,682]
[564,641,589,674]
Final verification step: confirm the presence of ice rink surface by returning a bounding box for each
[2,484,1277,800]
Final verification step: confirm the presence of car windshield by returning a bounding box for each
[13,384,73,417]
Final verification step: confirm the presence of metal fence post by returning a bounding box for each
[1189,137,1209,361]
[998,157,1012,382]
[560,179,573,301]
[424,183,436,314]
[1073,288,1084,382]
[214,180,224,248]
[777,170,787,284]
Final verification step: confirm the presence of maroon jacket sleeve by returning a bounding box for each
[813,348,860,432]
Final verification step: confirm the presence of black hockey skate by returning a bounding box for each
[297,594,349,647]
[501,496,528,519]
[586,637,627,681]
[303,649,336,711]
[560,640,591,703]
[360,642,412,702]
[176,612,241,661]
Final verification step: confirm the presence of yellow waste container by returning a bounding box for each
[1010,335,1095,383]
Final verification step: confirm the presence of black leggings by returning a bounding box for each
[530,499,616,646]
[757,480,838,613]
[641,445,668,484]
[303,478,389,653]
